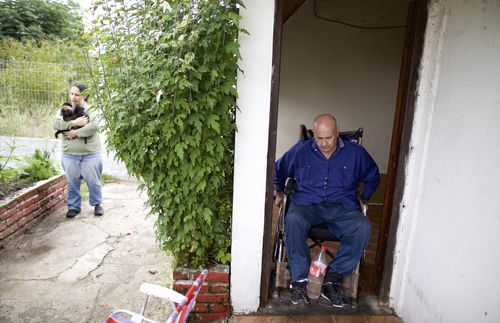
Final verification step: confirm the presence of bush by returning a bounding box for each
[20,148,57,182]
[88,0,242,267]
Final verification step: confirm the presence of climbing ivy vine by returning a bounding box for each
[87,0,243,267]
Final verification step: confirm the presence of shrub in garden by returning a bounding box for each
[19,148,57,182]
[88,0,242,267]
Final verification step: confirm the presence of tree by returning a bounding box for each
[0,0,83,41]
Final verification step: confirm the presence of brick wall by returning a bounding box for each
[0,174,67,242]
[173,265,231,322]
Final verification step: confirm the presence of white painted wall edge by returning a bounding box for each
[389,0,448,312]
[230,0,276,314]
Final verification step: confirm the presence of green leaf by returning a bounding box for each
[207,115,221,134]
[174,142,187,159]
[202,208,212,225]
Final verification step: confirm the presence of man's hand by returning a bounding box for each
[71,116,88,127]
[274,191,284,208]
[65,129,77,140]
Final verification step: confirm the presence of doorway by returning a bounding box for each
[261,0,428,312]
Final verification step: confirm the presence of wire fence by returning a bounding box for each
[0,59,90,138]
[0,58,89,108]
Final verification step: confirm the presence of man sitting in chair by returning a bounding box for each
[274,113,380,308]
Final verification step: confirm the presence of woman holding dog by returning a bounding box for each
[52,84,104,218]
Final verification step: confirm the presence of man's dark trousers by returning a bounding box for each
[284,201,371,282]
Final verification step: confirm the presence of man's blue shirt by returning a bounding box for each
[274,137,380,209]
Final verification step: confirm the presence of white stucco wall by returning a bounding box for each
[276,0,406,172]
[391,1,500,322]
[230,0,275,314]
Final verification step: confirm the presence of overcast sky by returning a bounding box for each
[78,0,93,27]
[79,0,92,11]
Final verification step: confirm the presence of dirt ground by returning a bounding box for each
[0,181,174,323]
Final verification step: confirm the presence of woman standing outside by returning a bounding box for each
[53,84,104,218]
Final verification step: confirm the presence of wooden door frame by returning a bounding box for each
[260,0,429,307]
[260,0,284,306]
[374,0,429,303]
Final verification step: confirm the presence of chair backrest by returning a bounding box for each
[299,124,364,145]
[167,269,208,323]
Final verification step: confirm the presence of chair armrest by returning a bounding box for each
[361,203,367,216]
[284,177,295,195]
[357,192,368,216]
[139,283,186,304]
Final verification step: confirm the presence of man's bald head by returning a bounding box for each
[313,114,338,130]
[313,113,339,158]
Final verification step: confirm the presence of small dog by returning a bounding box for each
[54,102,89,143]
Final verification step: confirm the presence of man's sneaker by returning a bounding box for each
[94,204,104,216]
[290,281,309,305]
[321,281,349,308]
[66,209,79,218]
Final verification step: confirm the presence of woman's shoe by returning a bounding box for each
[66,209,79,218]
[94,204,104,216]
